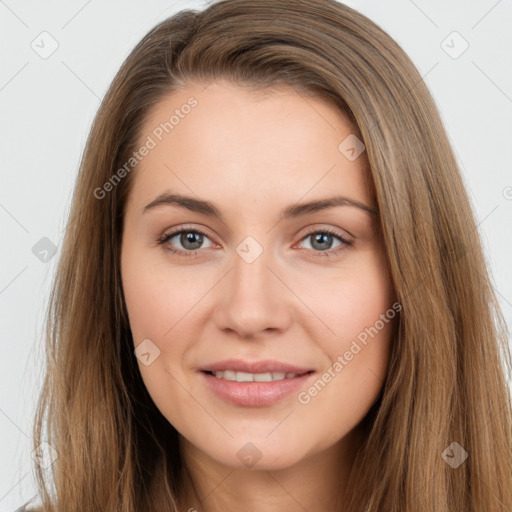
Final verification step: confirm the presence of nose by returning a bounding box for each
[211,239,293,339]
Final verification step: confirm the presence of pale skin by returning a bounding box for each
[121,79,396,512]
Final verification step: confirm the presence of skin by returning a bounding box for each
[121,79,396,512]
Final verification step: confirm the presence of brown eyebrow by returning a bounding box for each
[143,190,378,221]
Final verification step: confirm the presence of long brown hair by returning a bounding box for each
[25,1,512,511]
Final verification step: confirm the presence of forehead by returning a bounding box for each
[127,79,373,216]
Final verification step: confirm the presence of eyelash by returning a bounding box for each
[156,225,353,259]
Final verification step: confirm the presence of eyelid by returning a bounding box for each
[297,223,354,242]
[160,223,352,243]
[161,223,216,240]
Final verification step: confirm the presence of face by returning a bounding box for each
[121,79,396,471]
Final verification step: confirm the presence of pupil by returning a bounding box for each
[182,231,203,250]
[312,233,332,251]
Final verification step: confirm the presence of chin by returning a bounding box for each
[205,438,309,471]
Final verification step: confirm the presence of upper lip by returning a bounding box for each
[199,358,314,375]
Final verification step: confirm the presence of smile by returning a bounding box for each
[200,370,316,407]
[204,370,308,382]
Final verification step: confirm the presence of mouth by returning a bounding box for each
[199,369,316,407]
[201,369,314,382]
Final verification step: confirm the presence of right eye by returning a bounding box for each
[157,227,215,258]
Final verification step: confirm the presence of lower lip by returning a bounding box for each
[200,371,315,407]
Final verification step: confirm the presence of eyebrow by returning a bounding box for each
[143,190,378,221]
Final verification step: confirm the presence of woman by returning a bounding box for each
[21,0,512,511]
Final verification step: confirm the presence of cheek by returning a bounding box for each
[296,251,395,415]
[121,247,193,416]
[121,244,207,402]
[303,250,394,346]
[121,245,196,342]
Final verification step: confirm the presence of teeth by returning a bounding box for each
[211,370,300,382]
[235,371,254,382]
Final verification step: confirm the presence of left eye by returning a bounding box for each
[299,230,347,252]
[157,227,352,258]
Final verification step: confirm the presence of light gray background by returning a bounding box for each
[1,0,511,509]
